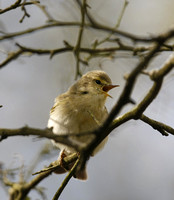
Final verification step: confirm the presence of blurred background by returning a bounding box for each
[0,0,174,199]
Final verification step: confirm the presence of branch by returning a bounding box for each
[32,153,78,175]
[2,153,78,200]
[0,126,81,151]
[52,158,80,200]
[33,1,55,22]
[140,114,174,136]
[1,41,173,70]
[0,0,21,14]
[0,0,40,15]
[76,0,172,43]
[1,18,174,44]
[0,42,145,69]
[0,44,72,69]
[0,49,23,68]
[74,0,87,78]
[0,21,82,41]
[19,0,31,23]
[89,0,129,49]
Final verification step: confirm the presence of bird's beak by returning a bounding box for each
[102,84,119,98]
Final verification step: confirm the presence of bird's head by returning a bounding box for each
[69,70,119,100]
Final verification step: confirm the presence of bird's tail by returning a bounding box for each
[74,167,87,180]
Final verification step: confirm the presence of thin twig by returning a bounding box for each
[19,0,31,23]
[52,158,80,200]
[1,19,173,43]
[1,43,141,69]
[0,22,82,41]
[140,114,174,136]
[0,0,40,14]
[74,0,86,78]
[94,0,129,47]
[33,1,55,22]
[0,126,80,150]
[32,153,78,175]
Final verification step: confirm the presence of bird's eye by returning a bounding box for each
[81,91,88,95]
[95,80,101,85]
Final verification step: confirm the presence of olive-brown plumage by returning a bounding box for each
[48,70,118,180]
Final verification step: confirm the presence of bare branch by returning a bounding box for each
[0,0,40,15]
[19,0,31,23]
[0,43,144,69]
[1,19,174,44]
[74,0,87,78]
[52,158,80,200]
[33,1,55,22]
[32,153,78,175]
[140,115,174,136]
[0,49,23,69]
[2,153,78,200]
[0,22,82,41]
[0,126,80,150]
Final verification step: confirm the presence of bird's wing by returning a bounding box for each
[48,93,79,135]
[48,93,80,153]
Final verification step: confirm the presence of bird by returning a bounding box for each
[47,70,119,180]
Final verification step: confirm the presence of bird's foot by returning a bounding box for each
[59,150,72,172]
